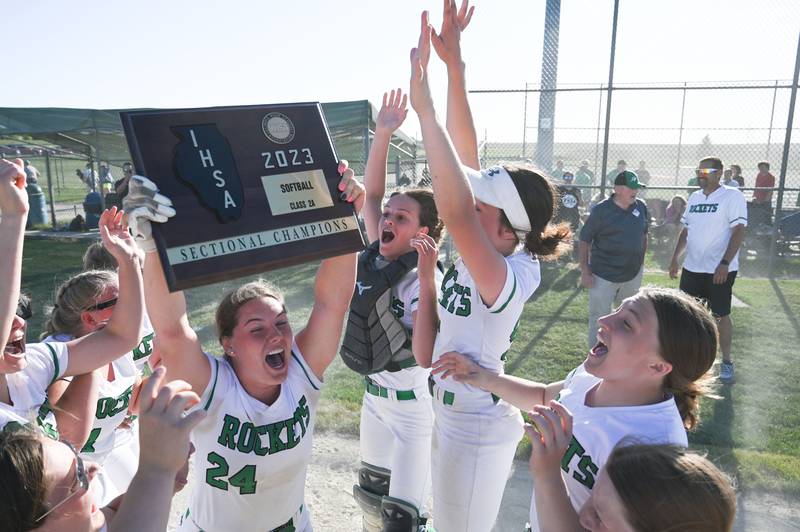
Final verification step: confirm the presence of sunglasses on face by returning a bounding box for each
[86,297,117,312]
[695,168,720,177]
[35,442,90,523]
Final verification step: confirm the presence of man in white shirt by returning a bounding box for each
[669,157,747,384]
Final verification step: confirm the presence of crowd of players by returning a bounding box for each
[1,3,741,532]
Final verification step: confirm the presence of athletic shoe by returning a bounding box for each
[719,361,735,384]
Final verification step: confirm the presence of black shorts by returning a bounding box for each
[679,269,738,317]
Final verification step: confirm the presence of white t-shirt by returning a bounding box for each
[187,341,322,531]
[681,185,748,273]
[528,365,688,532]
[370,266,444,391]
[431,250,541,401]
[1,342,69,437]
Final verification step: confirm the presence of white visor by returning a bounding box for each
[465,165,532,234]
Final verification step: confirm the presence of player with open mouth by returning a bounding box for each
[432,287,720,531]
[126,162,364,532]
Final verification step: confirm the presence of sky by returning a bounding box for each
[5,0,800,145]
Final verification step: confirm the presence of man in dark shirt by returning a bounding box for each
[579,170,649,348]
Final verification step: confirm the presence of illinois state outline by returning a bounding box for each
[172,124,245,223]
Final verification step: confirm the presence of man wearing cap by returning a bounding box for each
[580,170,649,349]
[670,157,747,384]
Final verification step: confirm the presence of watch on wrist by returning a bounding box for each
[719,258,730,266]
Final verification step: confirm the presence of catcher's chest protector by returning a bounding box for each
[340,242,418,375]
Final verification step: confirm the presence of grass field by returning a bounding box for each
[20,236,800,497]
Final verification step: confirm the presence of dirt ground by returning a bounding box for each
[168,432,800,531]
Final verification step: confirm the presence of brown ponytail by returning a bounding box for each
[500,164,572,260]
[641,287,719,430]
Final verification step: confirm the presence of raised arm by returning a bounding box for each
[409,232,440,368]
[410,11,509,306]
[296,164,364,379]
[123,176,210,393]
[64,209,145,377]
[364,89,409,243]
[0,159,28,349]
[432,0,479,169]
[669,227,688,279]
[46,371,101,448]
[431,351,563,411]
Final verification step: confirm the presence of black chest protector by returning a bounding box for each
[340,241,419,375]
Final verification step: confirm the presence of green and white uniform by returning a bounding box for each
[43,324,154,505]
[528,365,688,531]
[1,342,68,437]
[430,250,541,532]
[178,341,321,532]
[359,264,442,515]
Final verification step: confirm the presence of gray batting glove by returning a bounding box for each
[123,175,176,252]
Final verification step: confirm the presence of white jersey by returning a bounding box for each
[187,341,322,531]
[682,185,748,273]
[431,249,541,403]
[131,313,155,374]
[370,265,443,390]
[1,342,69,438]
[528,365,688,532]
[41,333,140,462]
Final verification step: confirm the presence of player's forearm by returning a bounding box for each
[411,278,439,369]
[142,250,192,342]
[722,224,746,262]
[534,470,584,532]
[314,253,357,315]
[417,109,475,226]
[103,255,145,347]
[482,373,547,412]
[108,468,175,532]
[363,129,393,242]
[445,62,480,170]
[578,241,590,272]
[52,372,101,448]
[0,214,26,347]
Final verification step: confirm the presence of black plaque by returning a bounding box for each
[121,103,366,291]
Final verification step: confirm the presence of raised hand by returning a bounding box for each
[525,401,573,477]
[0,158,29,217]
[337,160,365,214]
[431,350,493,388]
[409,10,435,115]
[122,175,176,252]
[99,207,138,264]
[432,0,474,67]
[135,366,206,477]
[410,231,439,281]
[376,88,409,135]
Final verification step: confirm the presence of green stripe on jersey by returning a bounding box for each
[491,273,517,314]
[203,359,220,411]
[45,343,60,384]
[291,352,319,390]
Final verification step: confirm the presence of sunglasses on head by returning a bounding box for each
[35,442,90,523]
[86,297,117,312]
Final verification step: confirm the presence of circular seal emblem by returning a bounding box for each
[561,193,578,209]
[262,113,295,144]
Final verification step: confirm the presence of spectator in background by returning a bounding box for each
[670,157,747,384]
[636,160,651,186]
[550,159,565,180]
[575,159,594,199]
[555,171,583,232]
[723,168,739,188]
[753,161,775,204]
[99,162,114,195]
[397,172,412,187]
[664,195,687,225]
[114,162,134,200]
[579,170,649,349]
[605,159,626,187]
[730,164,745,188]
[24,160,39,184]
[81,163,98,192]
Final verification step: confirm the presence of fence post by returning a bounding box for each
[394,156,401,186]
[767,32,800,277]
[766,79,779,160]
[593,83,603,177]
[44,150,57,229]
[599,0,620,198]
[522,82,529,159]
[674,82,688,185]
